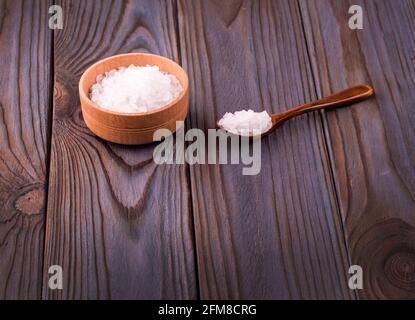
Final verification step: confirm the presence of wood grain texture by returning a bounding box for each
[299,0,415,299]
[178,0,353,299]
[43,0,196,299]
[0,0,51,299]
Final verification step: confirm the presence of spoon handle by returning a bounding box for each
[273,85,374,125]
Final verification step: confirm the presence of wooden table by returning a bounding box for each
[0,0,414,300]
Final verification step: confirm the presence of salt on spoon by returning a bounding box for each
[217,85,374,138]
[218,110,272,137]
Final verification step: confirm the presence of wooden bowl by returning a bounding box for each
[79,53,189,145]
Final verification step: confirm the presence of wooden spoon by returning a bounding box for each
[218,85,374,138]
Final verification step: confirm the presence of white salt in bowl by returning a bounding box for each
[79,53,189,145]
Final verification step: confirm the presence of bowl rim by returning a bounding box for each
[79,52,189,117]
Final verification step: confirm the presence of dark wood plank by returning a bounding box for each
[299,0,415,299]
[0,0,51,299]
[43,0,196,299]
[179,0,353,299]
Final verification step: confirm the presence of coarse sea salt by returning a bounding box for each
[218,109,272,136]
[90,64,183,113]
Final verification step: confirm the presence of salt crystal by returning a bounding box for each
[90,64,183,113]
[218,109,272,136]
